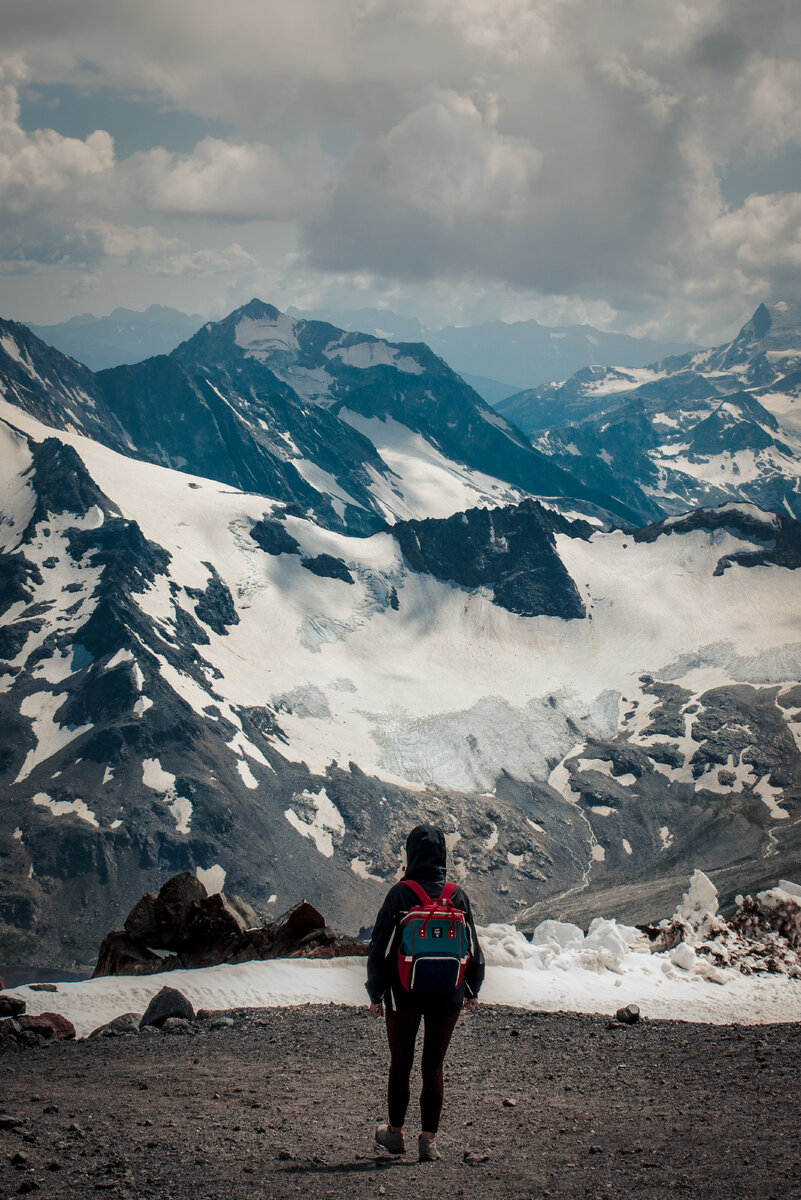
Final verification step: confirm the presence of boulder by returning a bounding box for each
[18,1012,76,1041]
[0,995,26,1018]
[124,892,161,945]
[139,986,195,1029]
[153,873,208,950]
[614,1003,641,1024]
[92,931,172,978]
[88,1013,142,1039]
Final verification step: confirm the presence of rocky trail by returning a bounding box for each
[1,1004,800,1199]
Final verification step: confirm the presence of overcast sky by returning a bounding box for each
[1,0,800,343]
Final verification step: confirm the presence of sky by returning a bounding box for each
[1,0,800,344]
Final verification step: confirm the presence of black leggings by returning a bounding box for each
[385,1008,461,1133]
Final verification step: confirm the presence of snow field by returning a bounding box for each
[6,914,801,1038]
[2,400,801,801]
[340,409,523,521]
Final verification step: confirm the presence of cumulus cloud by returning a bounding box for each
[0,58,113,215]
[119,138,323,220]
[0,55,295,302]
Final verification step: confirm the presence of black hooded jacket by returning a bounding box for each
[366,824,485,1012]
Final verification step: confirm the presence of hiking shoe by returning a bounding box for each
[375,1124,406,1154]
[418,1133,441,1162]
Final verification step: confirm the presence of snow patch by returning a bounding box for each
[325,340,423,374]
[15,691,93,782]
[284,788,345,858]
[236,759,259,789]
[141,757,193,835]
[32,792,98,828]
[197,864,226,895]
[106,649,134,670]
[350,857,383,882]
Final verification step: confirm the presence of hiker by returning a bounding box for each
[366,823,485,1162]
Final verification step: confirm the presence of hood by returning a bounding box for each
[404,824,447,884]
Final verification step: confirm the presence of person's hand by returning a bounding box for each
[369,1001,385,1019]
[464,998,478,1012]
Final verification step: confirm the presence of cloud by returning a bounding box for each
[75,219,257,275]
[0,58,113,215]
[0,218,256,278]
[0,1,800,338]
[119,138,324,220]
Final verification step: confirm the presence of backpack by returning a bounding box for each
[396,880,471,1000]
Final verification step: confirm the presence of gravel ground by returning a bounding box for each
[1,1003,800,1200]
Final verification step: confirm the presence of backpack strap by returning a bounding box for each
[400,879,434,906]
[439,882,457,903]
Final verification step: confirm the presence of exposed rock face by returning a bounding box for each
[390,498,591,619]
[123,892,160,944]
[181,893,264,969]
[301,554,354,584]
[0,996,25,1018]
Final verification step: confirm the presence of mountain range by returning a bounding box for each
[24,304,697,401]
[0,300,799,974]
[27,306,205,373]
[502,301,801,522]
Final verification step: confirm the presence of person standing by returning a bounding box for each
[366,823,485,1162]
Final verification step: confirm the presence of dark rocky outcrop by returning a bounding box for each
[301,554,354,584]
[391,498,590,618]
[185,563,240,635]
[139,987,195,1029]
[123,891,160,944]
[180,893,263,969]
[93,874,367,976]
[250,515,301,556]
